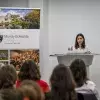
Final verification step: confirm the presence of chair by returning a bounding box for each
[77,93,84,100]
[77,92,98,100]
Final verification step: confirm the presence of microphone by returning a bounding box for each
[68,47,73,51]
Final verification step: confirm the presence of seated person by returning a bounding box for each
[17,80,44,100]
[0,64,17,89]
[0,89,22,100]
[16,60,49,93]
[47,64,77,100]
[70,59,99,100]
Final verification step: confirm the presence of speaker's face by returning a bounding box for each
[77,36,84,46]
[0,35,3,42]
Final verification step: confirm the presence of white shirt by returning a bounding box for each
[75,80,100,100]
[72,46,89,53]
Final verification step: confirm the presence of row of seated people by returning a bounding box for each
[0,59,99,100]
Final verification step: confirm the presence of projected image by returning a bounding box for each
[10,49,39,70]
[0,50,8,60]
[0,8,40,29]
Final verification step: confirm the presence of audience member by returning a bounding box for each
[16,60,49,93]
[0,64,17,89]
[3,64,17,85]
[17,80,44,100]
[70,59,99,100]
[0,89,22,100]
[48,64,77,100]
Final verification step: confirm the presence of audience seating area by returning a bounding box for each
[0,59,99,100]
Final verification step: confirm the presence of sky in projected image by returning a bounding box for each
[0,8,33,17]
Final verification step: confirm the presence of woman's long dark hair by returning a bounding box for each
[50,64,77,100]
[18,60,41,81]
[70,59,88,87]
[75,33,85,49]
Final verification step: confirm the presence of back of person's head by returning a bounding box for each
[50,64,77,100]
[70,59,87,87]
[2,64,17,84]
[0,89,22,100]
[0,64,17,89]
[18,80,44,100]
[18,60,41,81]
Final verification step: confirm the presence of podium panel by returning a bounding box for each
[57,53,93,67]
[50,53,100,77]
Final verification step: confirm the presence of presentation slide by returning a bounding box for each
[0,7,40,70]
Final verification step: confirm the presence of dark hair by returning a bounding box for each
[18,60,41,81]
[50,64,77,100]
[70,59,87,87]
[3,65,17,84]
[0,89,22,100]
[0,64,17,89]
[75,33,85,49]
[18,80,44,100]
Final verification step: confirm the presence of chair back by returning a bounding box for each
[77,92,97,100]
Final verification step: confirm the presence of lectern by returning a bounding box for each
[50,53,99,77]
[55,53,93,67]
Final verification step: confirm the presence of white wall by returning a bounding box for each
[48,0,100,93]
[0,0,41,8]
[0,0,29,7]
[29,0,41,8]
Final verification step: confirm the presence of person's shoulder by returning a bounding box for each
[37,80,49,86]
[86,80,96,90]
[86,80,96,86]
[72,46,75,50]
[37,80,50,93]
[75,80,96,91]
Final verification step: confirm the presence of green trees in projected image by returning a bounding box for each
[24,9,40,29]
[0,9,40,29]
[10,17,22,29]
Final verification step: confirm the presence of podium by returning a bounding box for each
[50,53,100,77]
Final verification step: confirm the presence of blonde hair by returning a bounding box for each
[17,80,44,100]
